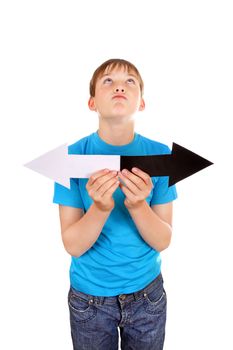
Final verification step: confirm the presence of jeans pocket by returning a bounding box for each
[143,287,167,316]
[68,289,97,324]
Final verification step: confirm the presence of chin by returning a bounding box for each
[112,111,130,117]
[111,109,132,118]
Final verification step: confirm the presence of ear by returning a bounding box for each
[139,98,145,111]
[88,97,97,111]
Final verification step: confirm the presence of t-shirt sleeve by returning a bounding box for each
[53,178,85,209]
[150,144,178,205]
[150,176,177,205]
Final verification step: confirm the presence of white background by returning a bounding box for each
[1,1,232,349]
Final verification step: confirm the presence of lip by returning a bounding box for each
[112,95,127,100]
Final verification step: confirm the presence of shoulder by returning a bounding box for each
[138,134,171,155]
[68,133,94,154]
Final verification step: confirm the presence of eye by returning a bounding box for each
[127,78,135,84]
[103,78,112,84]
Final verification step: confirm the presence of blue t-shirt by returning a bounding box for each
[53,131,177,296]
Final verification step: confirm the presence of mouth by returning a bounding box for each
[112,95,127,100]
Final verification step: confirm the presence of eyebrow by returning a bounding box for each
[100,73,139,80]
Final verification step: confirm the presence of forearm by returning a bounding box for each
[127,201,172,252]
[63,203,112,257]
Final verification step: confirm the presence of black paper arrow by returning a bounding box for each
[121,143,213,186]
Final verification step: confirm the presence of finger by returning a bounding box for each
[92,171,118,192]
[119,170,145,191]
[88,170,117,190]
[104,179,120,196]
[119,182,135,202]
[118,172,140,194]
[88,169,110,186]
[98,176,119,196]
[89,175,117,201]
[131,167,153,186]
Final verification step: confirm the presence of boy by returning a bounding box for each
[53,58,177,350]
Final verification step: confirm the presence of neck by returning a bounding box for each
[97,118,135,146]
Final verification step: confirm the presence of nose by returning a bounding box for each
[115,87,125,93]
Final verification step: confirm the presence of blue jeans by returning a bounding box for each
[68,273,167,350]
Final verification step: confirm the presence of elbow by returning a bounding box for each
[67,249,80,258]
[154,229,172,252]
[61,227,86,258]
[65,245,84,258]
[63,243,80,258]
[156,240,171,252]
[61,234,81,258]
[62,239,89,259]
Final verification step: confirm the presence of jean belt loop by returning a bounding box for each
[99,296,105,305]
[133,289,142,301]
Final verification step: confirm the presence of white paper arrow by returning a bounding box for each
[24,144,120,189]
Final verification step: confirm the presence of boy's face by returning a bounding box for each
[88,66,145,119]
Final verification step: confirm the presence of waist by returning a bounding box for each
[69,272,163,305]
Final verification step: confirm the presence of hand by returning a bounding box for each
[86,169,120,212]
[118,167,153,209]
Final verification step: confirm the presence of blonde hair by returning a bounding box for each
[89,58,144,97]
